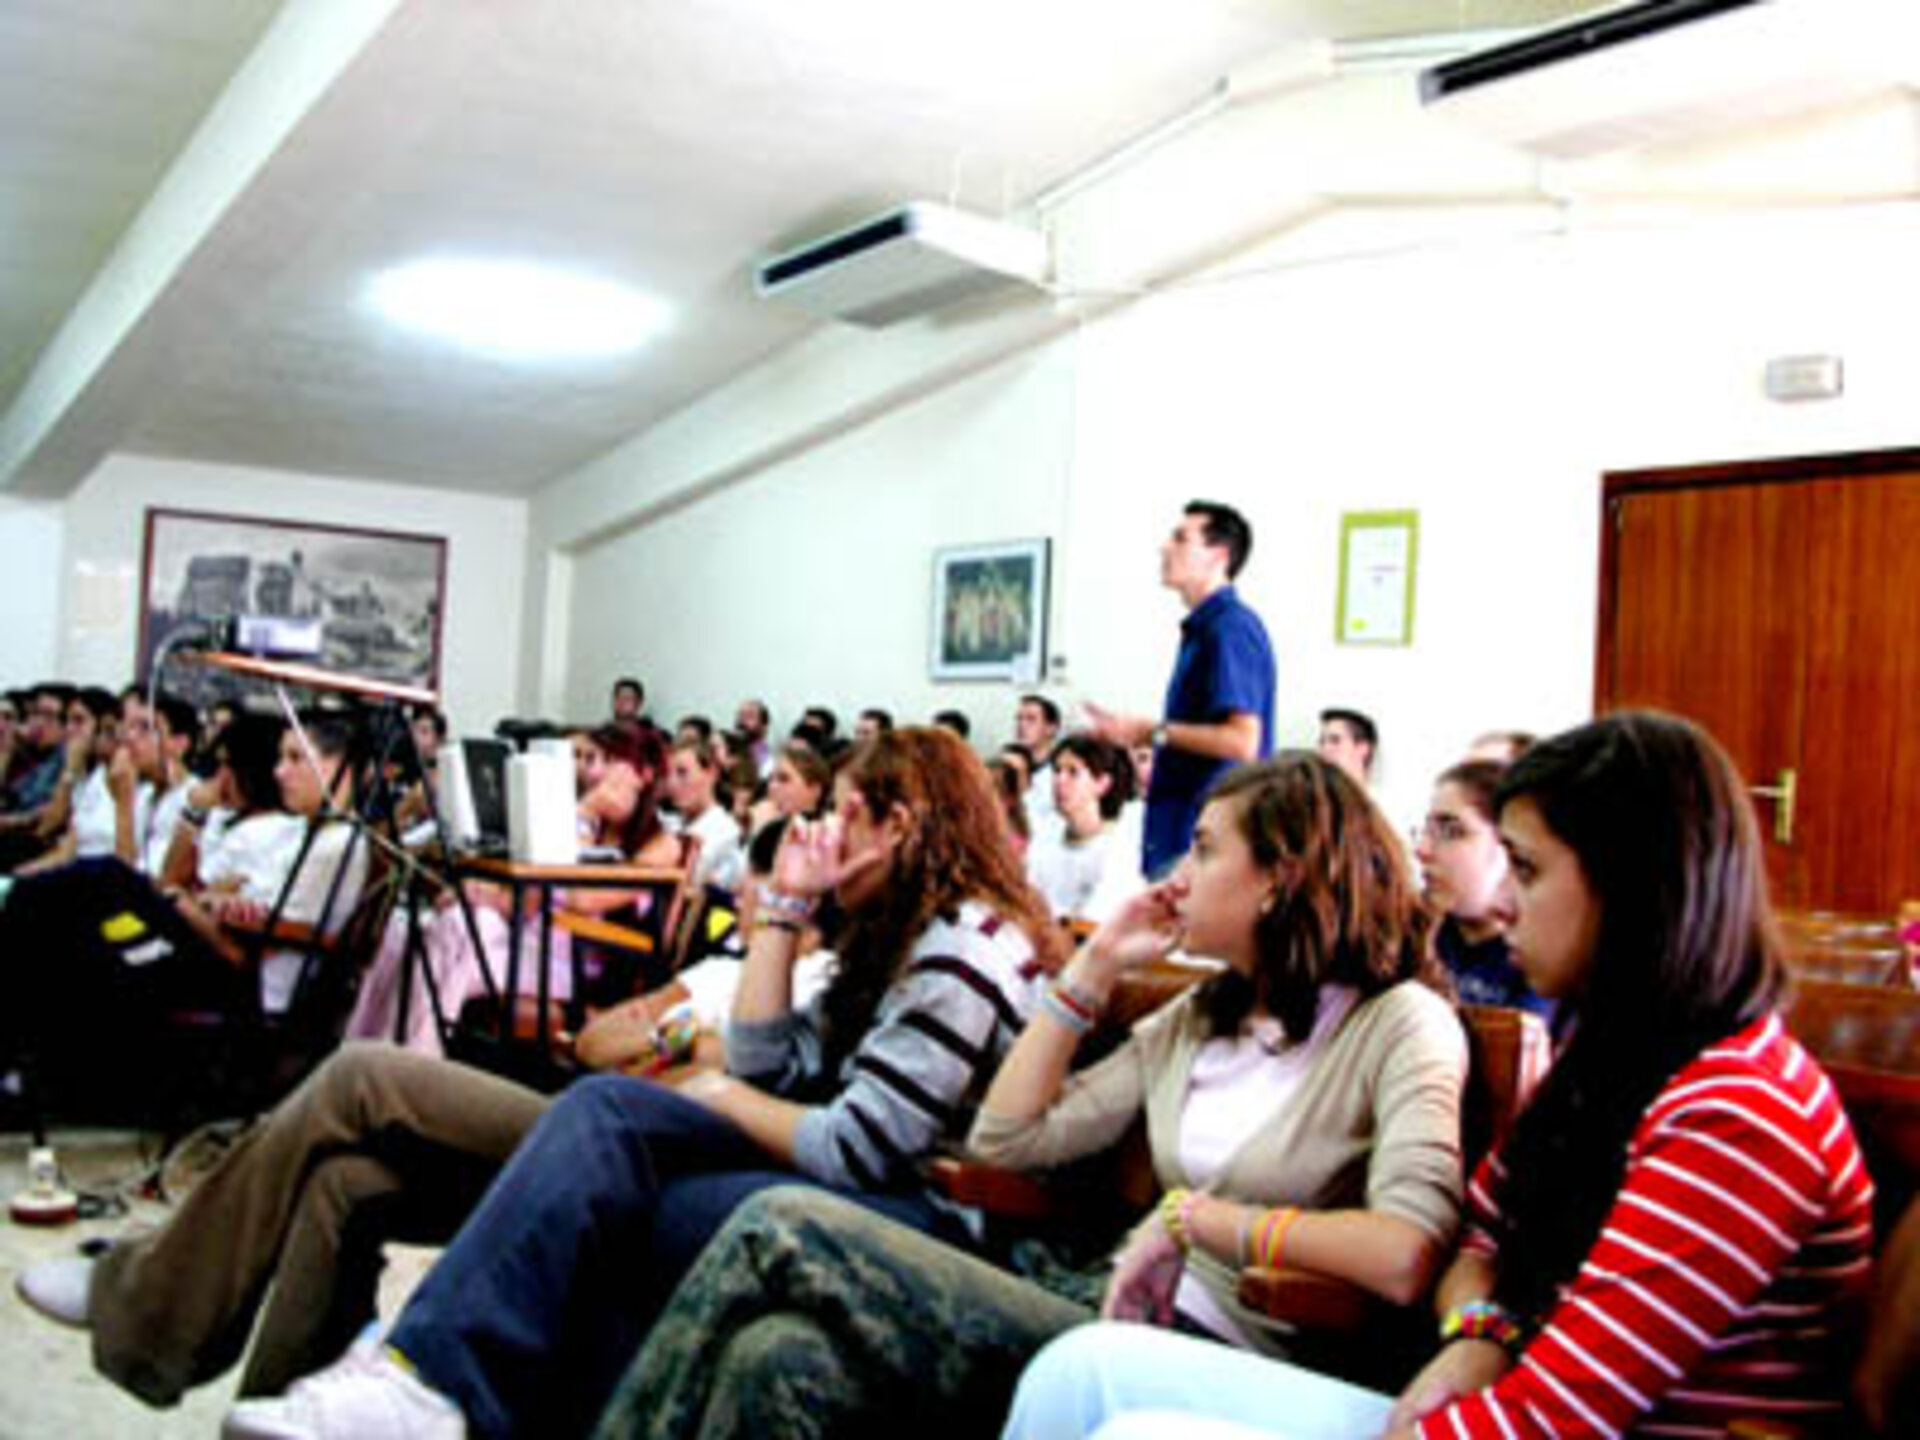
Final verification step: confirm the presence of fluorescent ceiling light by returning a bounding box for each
[367,258,669,359]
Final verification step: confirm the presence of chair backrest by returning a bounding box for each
[1786,981,1920,1227]
[1458,1003,1552,1174]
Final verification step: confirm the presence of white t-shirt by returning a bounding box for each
[71,767,149,862]
[141,780,193,876]
[259,822,371,1013]
[1173,984,1360,1346]
[675,804,745,894]
[1026,825,1116,923]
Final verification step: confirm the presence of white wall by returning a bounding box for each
[565,341,1078,736]
[53,454,528,734]
[544,198,1920,831]
[0,496,65,683]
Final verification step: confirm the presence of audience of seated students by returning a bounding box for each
[1015,693,1065,837]
[854,707,893,744]
[594,751,1465,1440]
[0,684,99,867]
[1024,733,1138,925]
[0,709,368,1091]
[345,723,678,1053]
[610,676,646,726]
[221,726,1062,1440]
[994,711,1872,1440]
[666,736,745,894]
[986,752,1032,856]
[1415,759,1550,1020]
[933,706,972,740]
[746,738,831,839]
[1316,707,1377,789]
[15,685,132,875]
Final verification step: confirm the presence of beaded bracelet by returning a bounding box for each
[1048,979,1101,1030]
[757,884,816,923]
[1159,1187,1197,1253]
[1439,1299,1530,1356]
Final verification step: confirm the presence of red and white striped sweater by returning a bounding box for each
[1422,1013,1874,1439]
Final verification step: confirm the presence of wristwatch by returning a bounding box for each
[1148,723,1169,749]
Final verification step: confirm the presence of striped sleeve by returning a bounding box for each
[1421,1031,1869,1440]
[789,953,1016,1190]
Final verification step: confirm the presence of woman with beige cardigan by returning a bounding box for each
[593,752,1469,1440]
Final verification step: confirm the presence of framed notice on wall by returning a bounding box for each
[1335,510,1418,647]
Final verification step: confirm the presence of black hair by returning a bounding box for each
[1054,733,1137,821]
[931,708,972,740]
[1319,707,1379,751]
[859,708,894,732]
[1185,500,1253,578]
[216,713,288,814]
[676,714,714,744]
[153,693,200,749]
[801,706,839,740]
[1018,694,1062,728]
[612,677,645,703]
[1487,712,1786,1322]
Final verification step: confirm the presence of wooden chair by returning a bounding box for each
[1729,982,1920,1437]
[926,967,1551,1345]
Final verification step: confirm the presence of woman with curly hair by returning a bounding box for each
[225,726,1062,1440]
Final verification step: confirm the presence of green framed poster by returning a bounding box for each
[1335,510,1419,646]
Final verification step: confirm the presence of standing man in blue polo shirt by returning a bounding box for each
[1087,500,1275,878]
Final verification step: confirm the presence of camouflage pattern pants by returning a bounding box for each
[594,1185,1092,1440]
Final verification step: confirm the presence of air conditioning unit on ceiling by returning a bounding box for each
[1419,0,1920,160]
[755,202,1050,327]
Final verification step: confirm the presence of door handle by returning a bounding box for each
[1749,767,1797,846]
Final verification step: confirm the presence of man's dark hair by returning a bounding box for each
[417,708,449,740]
[1319,707,1378,752]
[859,708,894,733]
[801,706,839,740]
[931,708,972,740]
[1018,694,1061,729]
[677,714,714,744]
[153,692,200,748]
[612,677,645,704]
[1185,500,1253,578]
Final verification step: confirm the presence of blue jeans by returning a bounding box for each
[1004,1323,1396,1440]
[386,1075,960,1440]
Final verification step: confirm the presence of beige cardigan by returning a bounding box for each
[968,978,1467,1353]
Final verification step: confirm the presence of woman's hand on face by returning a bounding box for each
[1100,1214,1186,1326]
[1084,879,1185,981]
[580,761,642,826]
[1385,1338,1512,1435]
[771,814,886,901]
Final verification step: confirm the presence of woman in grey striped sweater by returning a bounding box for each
[223,726,1063,1440]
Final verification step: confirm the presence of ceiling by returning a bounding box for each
[0,0,1607,498]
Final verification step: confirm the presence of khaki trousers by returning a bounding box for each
[89,1043,547,1406]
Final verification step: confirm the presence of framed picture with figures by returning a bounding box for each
[929,538,1049,683]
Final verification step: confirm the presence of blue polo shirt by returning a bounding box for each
[1142,585,1275,877]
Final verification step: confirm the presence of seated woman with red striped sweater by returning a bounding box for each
[1006,709,1874,1440]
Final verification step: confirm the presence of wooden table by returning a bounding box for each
[452,854,686,1061]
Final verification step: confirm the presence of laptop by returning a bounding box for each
[438,736,514,853]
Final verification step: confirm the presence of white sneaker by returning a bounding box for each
[221,1344,466,1440]
[15,1255,94,1329]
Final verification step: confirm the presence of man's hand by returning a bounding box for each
[1083,701,1152,749]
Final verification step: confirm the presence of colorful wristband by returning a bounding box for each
[1248,1205,1301,1271]
[757,884,816,922]
[1039,984,1095,1036]
[1439,1299,1530,1355]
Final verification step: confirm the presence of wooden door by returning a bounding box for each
[1597,452,1920,915]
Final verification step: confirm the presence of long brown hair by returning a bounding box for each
[1490,711,1785,1319]
[820,727,1062,1056]
[1202,754,1441,1042]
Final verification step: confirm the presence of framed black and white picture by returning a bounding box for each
[137,508,448,702]
[929,538,1049,683]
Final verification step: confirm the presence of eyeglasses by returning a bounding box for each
[1414,813,1479,847]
